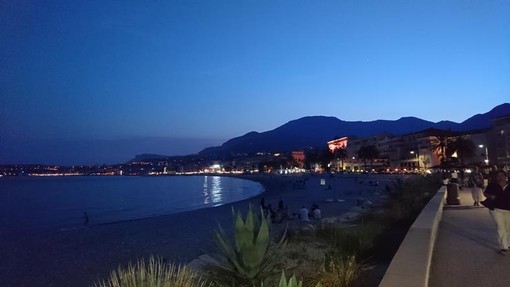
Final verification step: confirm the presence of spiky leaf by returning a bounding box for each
[254,213,270,262]
[234,210,249,252]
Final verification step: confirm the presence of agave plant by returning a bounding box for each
[278,272,322,287]
[212,205,287,286]
[261,271,322,287]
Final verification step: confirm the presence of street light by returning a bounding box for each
[410,150,419,170]
[479,144,489,165]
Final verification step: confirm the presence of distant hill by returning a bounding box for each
[129,154,169,162]
[457,103,510,131]
[198,103,510,156]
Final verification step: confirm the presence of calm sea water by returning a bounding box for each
[0,175,263,232]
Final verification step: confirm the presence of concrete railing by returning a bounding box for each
[379,186,447,287]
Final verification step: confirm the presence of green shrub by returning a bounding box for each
[316,255,369,287]
[387,174,441,221]
[93,256,209,287]
[210,205,287,286]
[316,223,382,259]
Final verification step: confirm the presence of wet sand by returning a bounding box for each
[0,173,399,287]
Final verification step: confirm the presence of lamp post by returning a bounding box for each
[479,144,489,165]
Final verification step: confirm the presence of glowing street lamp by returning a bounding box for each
[479,144,489,165]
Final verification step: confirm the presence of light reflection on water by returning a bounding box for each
[203,176,223,205]
[0,176,263,232]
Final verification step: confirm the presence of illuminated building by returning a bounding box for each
[291,151,305,167]
[488,115,510,170]
[327,137,348,152]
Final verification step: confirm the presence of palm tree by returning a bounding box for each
[430,131,455,167]
[431,135,449,163]
[358,145,380,172]
[318,148,333,172]
[446,136,476,167]
[333,148,348,171]
[304,150,319,171]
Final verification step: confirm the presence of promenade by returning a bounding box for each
[429,187,510,287]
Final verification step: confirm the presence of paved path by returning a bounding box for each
[429,188,510,287]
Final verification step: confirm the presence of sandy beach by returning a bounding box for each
[0,173,400,287]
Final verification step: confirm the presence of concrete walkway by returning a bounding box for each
[429,188,510,287]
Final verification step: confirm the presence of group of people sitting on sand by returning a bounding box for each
[296,203,322,222]
[260,197,289,223]
[260,197,322,223]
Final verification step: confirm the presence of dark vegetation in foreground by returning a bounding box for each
[93,174,441,287]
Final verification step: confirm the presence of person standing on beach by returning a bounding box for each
[484,170,510,255]
[278,198,284,211]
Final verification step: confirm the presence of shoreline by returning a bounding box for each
[0,173,400,287]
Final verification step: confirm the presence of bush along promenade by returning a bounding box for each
[92,174,441,287]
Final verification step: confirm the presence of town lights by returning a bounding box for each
[410,150,419,169]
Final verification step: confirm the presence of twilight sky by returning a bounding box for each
[1,0,509,165]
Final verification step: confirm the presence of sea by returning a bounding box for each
[0,175,263,233]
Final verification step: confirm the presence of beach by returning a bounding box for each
[0,173,400,287]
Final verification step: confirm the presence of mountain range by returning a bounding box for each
[196,103,510,157]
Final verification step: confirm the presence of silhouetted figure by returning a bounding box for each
[267,204,276,219]
[488,165,499,184]
[311,202,319,212]
[385,184,391,193]
[278,198,284,211]
[442,175,449,186]
[283,205,289,219]
[469,167,484,206]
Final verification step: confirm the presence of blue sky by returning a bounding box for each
[1,0,509,164]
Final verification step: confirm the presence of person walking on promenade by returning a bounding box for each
[469,167,485,206]
[483,170,510,255]
[450,170,459,183]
